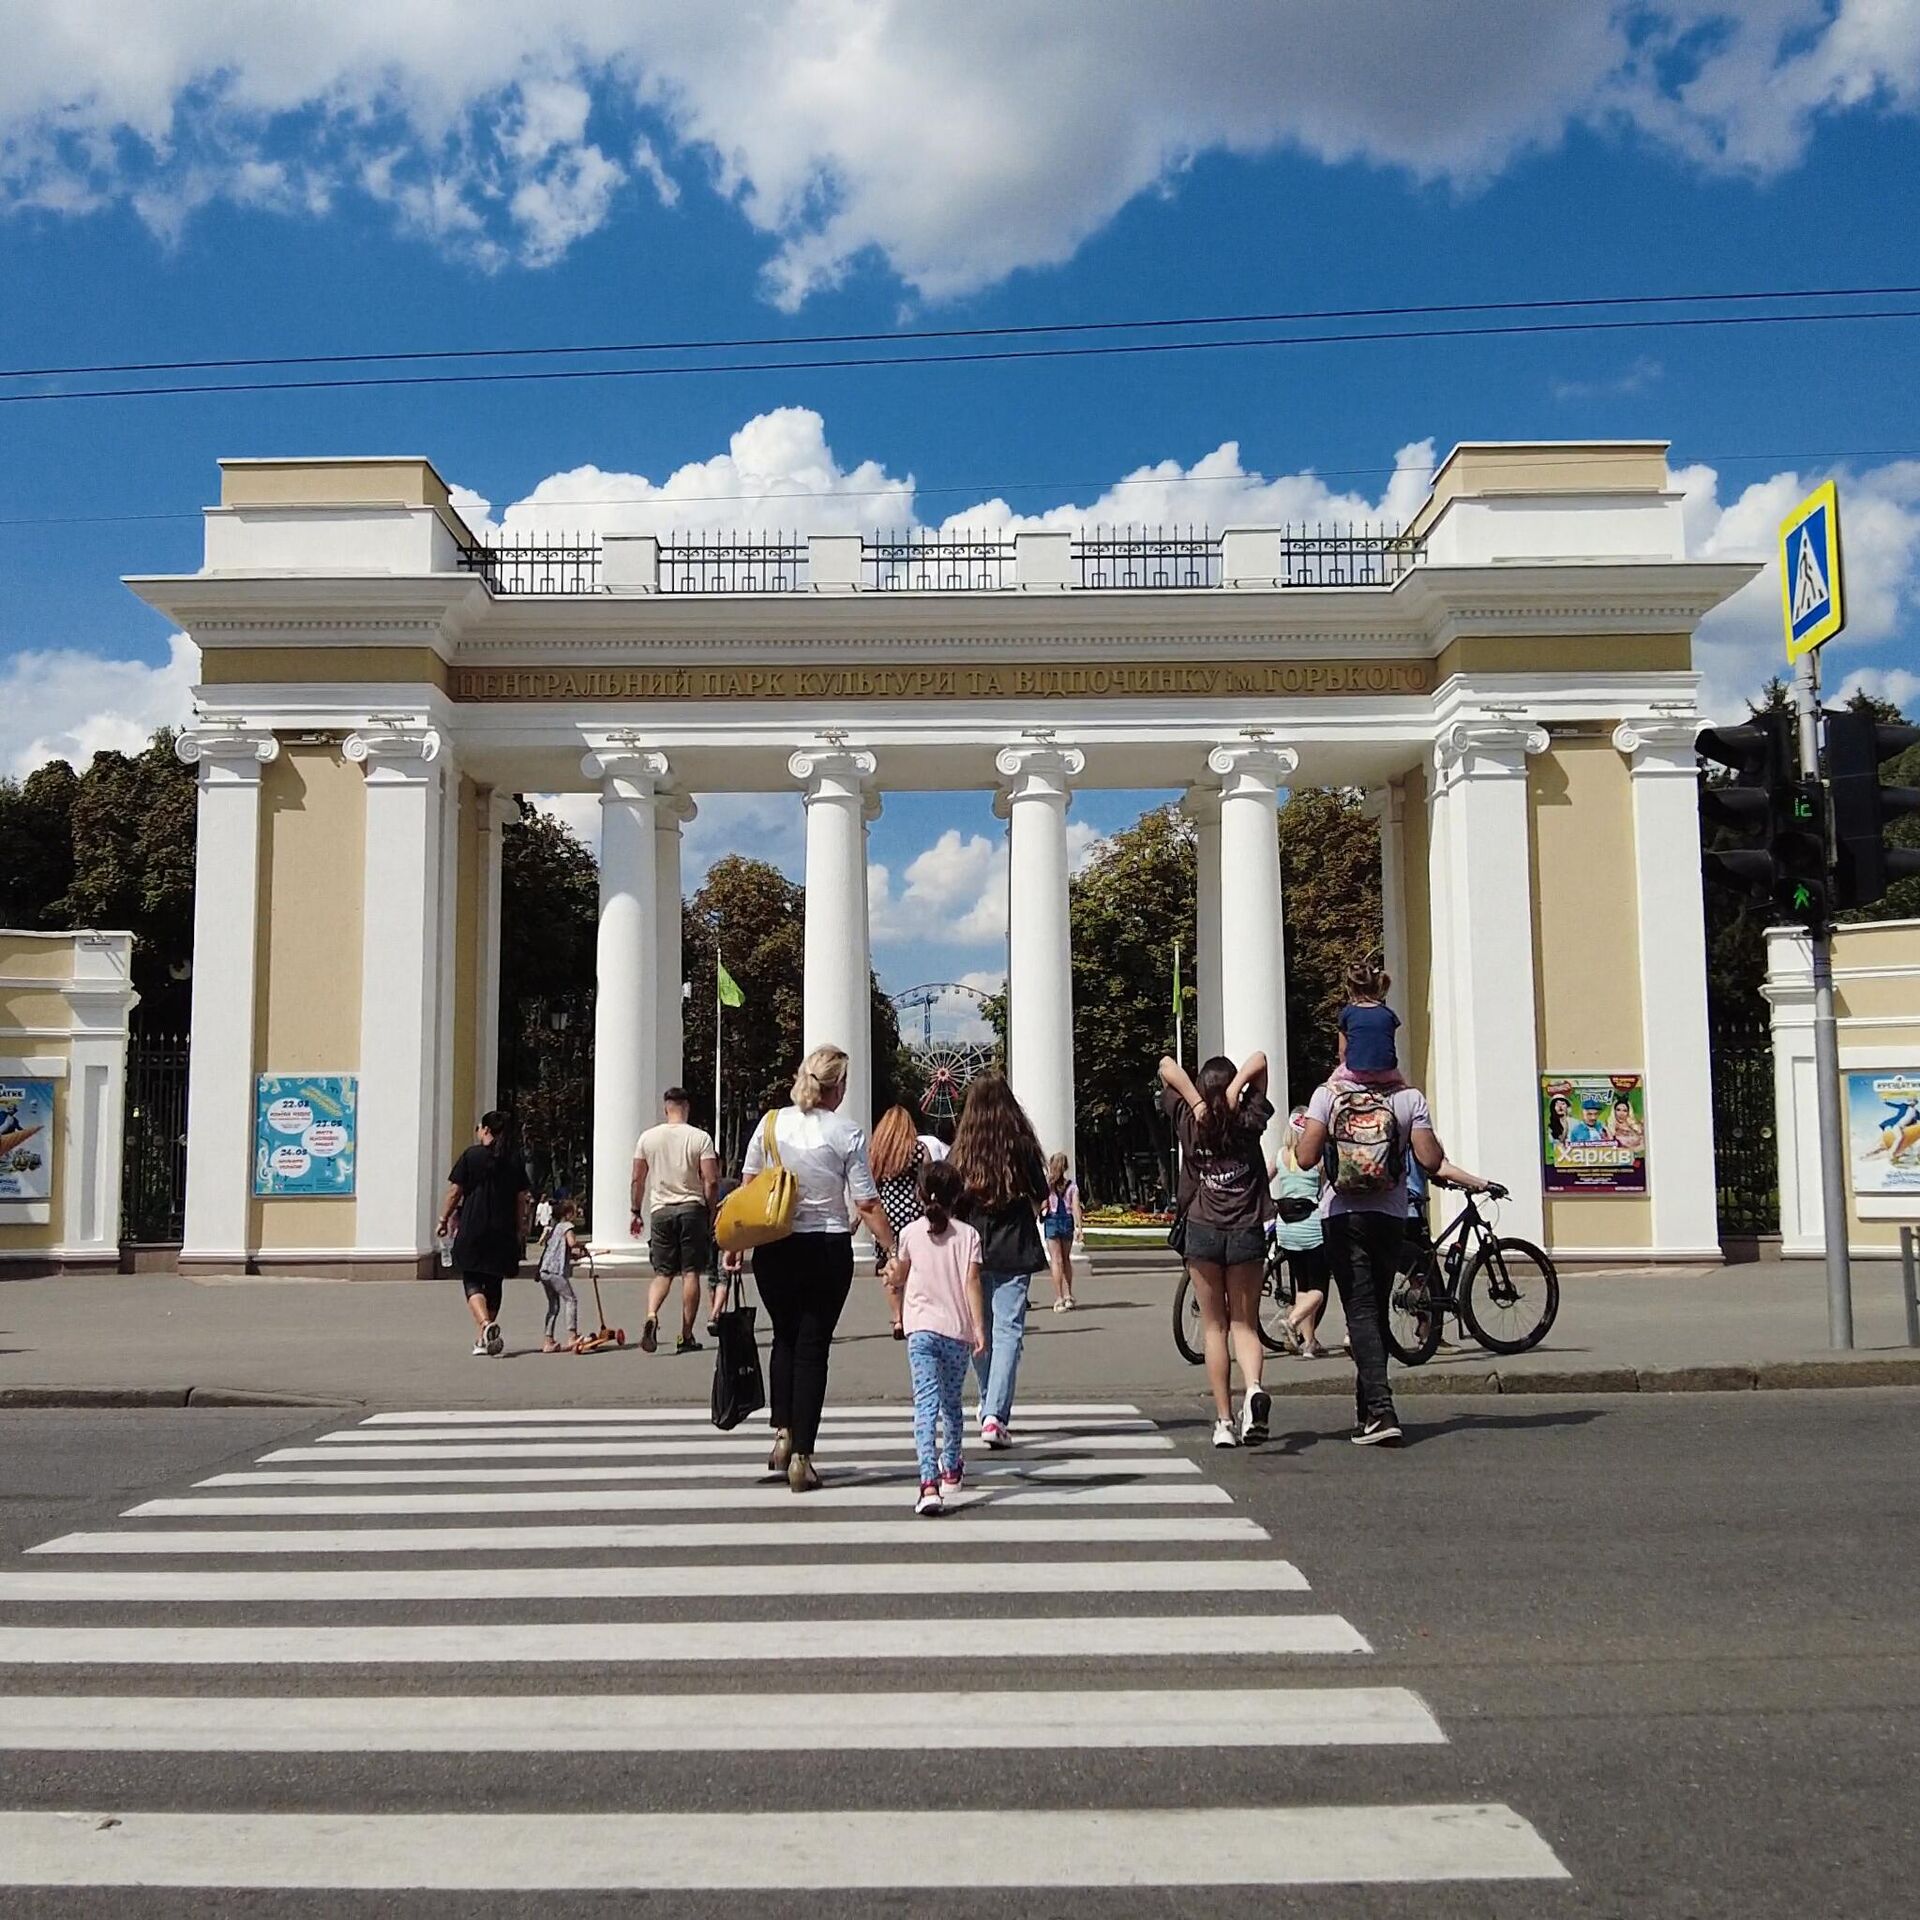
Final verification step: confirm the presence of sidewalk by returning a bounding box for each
[3,1251,1917,1410]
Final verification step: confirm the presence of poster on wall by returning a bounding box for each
[253,1074,357,1198]
[0,1078,55,1203]
[1540,1072,1647,1196]
[1845,1069,1920,1199]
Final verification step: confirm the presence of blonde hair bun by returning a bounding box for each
[791,1044,851,1112]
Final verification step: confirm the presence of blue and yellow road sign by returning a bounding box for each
[1779,480,1844,663]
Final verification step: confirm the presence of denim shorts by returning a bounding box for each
[1182,1221,1266,1268]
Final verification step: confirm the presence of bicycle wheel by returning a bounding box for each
[1384,1253,1443,1366]
[1257,1243,1295,1354]
[1461,1237,1560,1355]
[1172,1271,1205,1366]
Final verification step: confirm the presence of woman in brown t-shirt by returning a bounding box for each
[1160,1052,1273,1449]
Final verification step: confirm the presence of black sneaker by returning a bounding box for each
[674,1335,702,1355]
[1351,1415,1403,1447]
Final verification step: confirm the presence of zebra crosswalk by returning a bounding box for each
[0,1398,1569,1897]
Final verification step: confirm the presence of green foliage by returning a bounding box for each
[1837,685,1920,926]
[0,759,78,930]
[1277,787,1382,1100]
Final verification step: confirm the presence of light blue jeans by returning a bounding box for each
[907,1330,970,1482]
[972,1268,1032,1428]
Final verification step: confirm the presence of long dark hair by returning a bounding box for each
[1192,1056,1241,1155]
[919,1158,964,1233]
[949,1074,1043,1211]
[480,1108,519,1163]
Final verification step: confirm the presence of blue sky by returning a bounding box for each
[3,2,1918,999]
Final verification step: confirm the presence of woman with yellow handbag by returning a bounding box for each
[729,1044,897,1492]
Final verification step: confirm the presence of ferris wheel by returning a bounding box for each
[890,982,998,1125]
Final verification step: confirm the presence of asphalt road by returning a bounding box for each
[0,1391,1914,1916]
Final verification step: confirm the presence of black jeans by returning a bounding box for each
[1322,1210,1402,1424]
[752,1231,854,1453]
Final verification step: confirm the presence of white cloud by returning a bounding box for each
[1,635,198,778]
[1,4,1914,293]
[525,790,606,853]
[1550,355,1663,402]
[683,791,804,886]
[1835,666,1920,715]
[871,818,1101,950]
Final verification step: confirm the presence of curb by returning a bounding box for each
[1261,1356,1920,1396]
[0,1386,359,1410]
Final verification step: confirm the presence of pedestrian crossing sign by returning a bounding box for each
[1779,480,1844,662]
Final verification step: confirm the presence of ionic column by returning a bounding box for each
[582,745,668,1250]
[790,745,876,1124]
[996,744,1085,1166]
[1430,720,1549,1242]
[344,722,448,1266]
[1183,783,1225,1063]
[654,792,695,1095]
[473,788,516,1112]
[174,727,280,1267]
[853,790,883,1130]
[1206,741,1297,1150]
[1363,780,1411,1028]
[1615,718,1721,1258]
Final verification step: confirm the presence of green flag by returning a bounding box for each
[716,957,745,1009]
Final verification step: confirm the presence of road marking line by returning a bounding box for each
[196,1458,1203,1488]
[29,1516,1270,1555]
[355,1403,1143,1425]
[0,1558,1308,1602]
[315,1418,1157,1444]
[261,1434,1176,1461]
[0,1687,1435,1750]
[127,1483,1232,1518]
[0,1807,1568,1887]
[0,1615,1370,1664]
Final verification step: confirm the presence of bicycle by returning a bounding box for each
[1383,1182,1558,1365]
[1172,1230,1298,1365]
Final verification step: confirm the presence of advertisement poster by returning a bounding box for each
[0,1078,55,1203]
[1845,1069,1920,1200]
[1541,1072,1647,1196]
[253,1074,357,1198]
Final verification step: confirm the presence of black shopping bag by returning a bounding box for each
[710,1276,766,1431]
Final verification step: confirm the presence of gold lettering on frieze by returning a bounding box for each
[450,660,1433,702]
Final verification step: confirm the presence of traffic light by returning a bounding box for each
[1825,709,1920,910]
[1696,712,1827,924]
[1773,773,1829,926]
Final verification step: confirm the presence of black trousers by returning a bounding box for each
[1322,1210,1402,1424]
[752,1231,855,1453]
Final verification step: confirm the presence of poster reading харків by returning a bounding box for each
[0,1078,55,1202]
[1540,1073,1647,1196]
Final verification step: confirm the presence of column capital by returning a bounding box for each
[477,787,519,833]
[995,743,1085,804]
[175,727,280,776]
[654,788,699,828]
[789,745,877,802]
[580,746,670,792]
[1359,779,1407,827]
[1181,782,1221,826]
[1612,715,1705,775]
[1205,741,1298,799]
[1433,718,1547,788]
[344,722,442,773]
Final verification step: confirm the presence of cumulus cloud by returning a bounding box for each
[1835,666,1920,714]
[1,635,198,778]
[871,819,1101,949]
[1,4,1914,293]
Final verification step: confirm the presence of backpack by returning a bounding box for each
[1323,1087,1403,1197]
[537,1223,573,1282]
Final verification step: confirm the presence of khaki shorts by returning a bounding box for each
[648,1204,711,1278]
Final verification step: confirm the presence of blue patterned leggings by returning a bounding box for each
[906,1330,970,1483]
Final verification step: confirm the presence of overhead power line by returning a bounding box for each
[4,304,1920,407]
[3,281,1916,382]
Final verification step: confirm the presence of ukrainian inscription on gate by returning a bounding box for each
[450,660,1435,702]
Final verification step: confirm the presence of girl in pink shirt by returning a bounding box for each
[886,1160,986,1516]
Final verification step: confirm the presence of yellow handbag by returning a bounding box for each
[716,1111,799,1252]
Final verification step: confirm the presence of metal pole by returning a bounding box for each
[1902,1226,1920,1349]
[713,949,724,1160]
[1174,939,1184,1072]
[1796,649,1855,1348]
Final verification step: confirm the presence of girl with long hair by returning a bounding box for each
[1040,1151,1082,1311]
[948,1074,1048,1449]
[868,1104,928,1341]
[1159,1051,1274,1446]
[437,1108,533,1357]
[741,1045,898,1492]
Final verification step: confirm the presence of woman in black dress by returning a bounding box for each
[436,1108,532,1357]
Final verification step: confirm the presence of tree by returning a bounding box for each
[0,759,78,930]
[1277,786,1382,1098]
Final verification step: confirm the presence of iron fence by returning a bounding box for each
[660,536,809,593]
[1074,527,1220,590]
[864,532,1013,591]
[1710,1008,1778,1235]
[457,538,601,595]
[121,1030,189,1245]
[1275,524,1425,587]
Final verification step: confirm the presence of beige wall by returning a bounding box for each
[1836,920,1920,1252]
[200,648,450,690]
[0,935,75,979]
[1407,442,1668,538]
[1436,634,1691,680]
[248,744,367,1251]
[450,778,482,1166]
[1528,733,1651,1250]
[1399,767,1434,1098]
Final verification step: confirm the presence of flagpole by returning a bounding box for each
[714,947,724,1160]
[1173,938,1183,1072]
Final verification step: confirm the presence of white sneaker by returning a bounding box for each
[482,1321,504,1357]
[1212,1418,1239,1449]
[981,1417,1012,1450]
[470,1340,489,1357]
[1240,1387,1271,1445]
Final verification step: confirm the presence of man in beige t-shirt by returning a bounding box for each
[630,1088,720,1353]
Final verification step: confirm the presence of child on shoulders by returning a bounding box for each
[1334,959,1405,1090]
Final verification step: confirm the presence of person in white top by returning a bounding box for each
[630,1089,719,1355]
[741,1044,897,1492]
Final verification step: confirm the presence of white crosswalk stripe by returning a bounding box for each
[0,1398,1569,1896]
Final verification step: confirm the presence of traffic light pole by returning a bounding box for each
[1795,648,1855,1348]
